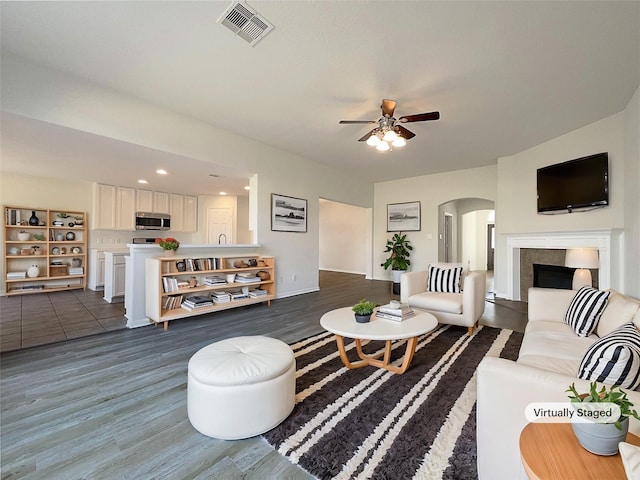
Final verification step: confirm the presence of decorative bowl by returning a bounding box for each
[17,232,30,241]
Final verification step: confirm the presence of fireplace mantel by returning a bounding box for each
[505,230,622,301]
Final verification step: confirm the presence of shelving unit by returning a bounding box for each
[3,206,87,296]
[145,255,275,330]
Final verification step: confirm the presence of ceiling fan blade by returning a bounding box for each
[398,111,440,123]
[358,129,377,142]
[381,99,396,117]
[395,125,416,139]
[339,120,376,124]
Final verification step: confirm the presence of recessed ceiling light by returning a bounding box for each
[209,173,220,177]
[156,169,167,175]
[220,192,227,196]
[138,179,148,184]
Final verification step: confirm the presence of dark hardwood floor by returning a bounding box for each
[0,271,527,479]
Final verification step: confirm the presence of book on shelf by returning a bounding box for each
[184,295,213,305]
[248,288,268,298]
[181,302,213,311]
[375,309,415,322]
[235,273,261,283]
[7,271,27,279]
[162,294,184,310]
[69,267,84,275]
[162,277,180,293]
[204,275,227,286]
[231,291,249,301]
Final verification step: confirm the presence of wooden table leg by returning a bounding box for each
[335,335,368,369]
[341,336,419,375]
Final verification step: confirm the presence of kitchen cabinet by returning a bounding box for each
[88,249,106,290]
[153,192,170,214]
[104,251,127,303]
[184,195,197,232]
[136,189,153,213]
[93,184,116,230]
[116,187,135,230]
[169,194,184,231]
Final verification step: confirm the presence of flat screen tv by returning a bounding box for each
[537,152,609,214]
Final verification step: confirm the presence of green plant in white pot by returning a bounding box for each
[381,232,413,285]
[567,381,640,455]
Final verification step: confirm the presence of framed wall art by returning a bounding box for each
[271,193,307,232]
[387,201,421,232]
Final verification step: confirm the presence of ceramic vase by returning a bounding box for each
[27,265,40,278]
[571,418,629,455]
[164,249,176,256]
[28,211,39,226]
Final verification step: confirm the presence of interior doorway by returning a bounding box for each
[443,213,453,262]
[487,223,495,270]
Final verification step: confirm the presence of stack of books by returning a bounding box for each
[231,291,249,301]
[211,291,231,303]
[7,271,26,280]
[375,303,415,322]
[204,275,227,286]
[181,295,214,311]
[162,294,184,310]
[162,277,179,293]
[248,288,268,298]
[235,273,261,283]
[69,267,84,275]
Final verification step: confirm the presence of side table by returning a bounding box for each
[519,422,640,479]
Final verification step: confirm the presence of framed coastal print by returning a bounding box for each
[387,201,421,232]
[271,193,307,232]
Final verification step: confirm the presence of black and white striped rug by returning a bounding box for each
[263,325,523,479]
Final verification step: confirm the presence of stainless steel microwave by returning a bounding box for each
[135,212,171,230]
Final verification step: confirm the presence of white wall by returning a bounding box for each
[319,199,370,275]
[624,87,640,296]
[462,209,493,271]
[373,165,497,280]
[2,55,374,299]
[494,109,634,297]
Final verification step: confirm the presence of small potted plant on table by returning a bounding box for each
[567,381,640,455]
[156,237,180,255]
[352,299,376,323]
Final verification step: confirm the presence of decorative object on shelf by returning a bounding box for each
[386,201,421,232]
[248,258,258,267]
[73,215,84,226]
[60,247,66,254]
[71,246,81,254]
[52,219,64,226]
[226,273,236,283]
[68,222,75,228]
[72,257,82,268]
[233,259,250,268]
[271,193,307,233]
[156,237,180,253]
[27,265,40,278]
[56,233,64,241]
[9,247,19,255]
[189,277,197,288]
[65,231,76,241]
[33,234,45,241]
[257,270,271,280]
[352,299,376,323]
[567,381,640,455]
[31,245,41,255]
[28,211,39,226]
[20,248,31,255]
[17,231,30,241]
[52,247,60,255]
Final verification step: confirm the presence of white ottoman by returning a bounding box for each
[187,335,296,440]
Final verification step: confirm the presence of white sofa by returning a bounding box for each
[400,263,486,335]
[477,287,640,480]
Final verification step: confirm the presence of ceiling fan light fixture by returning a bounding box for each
[376,141,390,152]
[366,133,380,146]
[382,129,397,142]
[392,136,406,147]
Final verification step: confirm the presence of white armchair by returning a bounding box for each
[400,263,486,335]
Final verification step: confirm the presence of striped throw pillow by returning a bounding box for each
[578,322,640,390]
[564,286,610,337]
[427,265,463,293]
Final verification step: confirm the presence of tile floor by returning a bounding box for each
[0,289,126,352]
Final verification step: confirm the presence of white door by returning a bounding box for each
[206,208,233,244]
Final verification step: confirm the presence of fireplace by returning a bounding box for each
[533,264,575,290]
[504,230,618,301]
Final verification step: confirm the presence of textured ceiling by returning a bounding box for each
[1,1,638,195]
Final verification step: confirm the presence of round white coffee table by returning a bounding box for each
[320,307,438,374]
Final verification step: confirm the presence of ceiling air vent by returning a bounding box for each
[218,2,274,47]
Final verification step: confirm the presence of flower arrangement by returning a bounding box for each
[156,237,180,251]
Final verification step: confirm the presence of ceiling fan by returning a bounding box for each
[339,99,440,150]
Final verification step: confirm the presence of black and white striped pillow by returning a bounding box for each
[427,265,463,293]
[564,286,610,337]
[578,322,640,390]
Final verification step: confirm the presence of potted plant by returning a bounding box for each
[381,232,413,289]
[156,237,180,255]
[352,299,376,323]
[566,381,640,455]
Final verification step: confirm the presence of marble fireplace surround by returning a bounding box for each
[505,230,622,301]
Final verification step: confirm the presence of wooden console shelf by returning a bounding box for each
[145,255,275,330]
[3,206,87,296]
